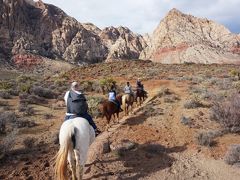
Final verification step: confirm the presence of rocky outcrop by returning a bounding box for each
[0,0,144,65]
[140,8,240,64]
[100,26,147,60]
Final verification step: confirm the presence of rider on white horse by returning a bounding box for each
[64,81,101,136]
[124,82,134,95]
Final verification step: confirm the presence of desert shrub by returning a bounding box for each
[80,80,94,92]
[59,72,70,80]
[233,82,240,92]
[99,77,116,94]
[201,91,215,100]
[184,95,204,109]
[54,79,66,87]
[189,86,207,95]
[16,74,36,84]
[43,113,53,119]
[210,93,240,133]
[181,116,192,126]
[224,144,240,165]
[229,69,239,77]
[8,89,19,96]
[23,137,36,149]
[0,100,8,106]
[19,94,47,104]
[0,117,6,134]
[196,131,216,147]
[162,88,172,95]
[0,111,17,124]
[18,83,32,93]
[31,86,56,99]
[87,96,105,117]
[0,129,18,158]
[207,77,218,85]
[191,77,204,85]
[18,104,34,116]
[0,90,11,99]
[91,81,102,93]
[15,118,37,128]
[0,81,14,90]
[164,95,178,103]
[217,78,233,90]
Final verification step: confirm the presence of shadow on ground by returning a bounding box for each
[85,143,187,179]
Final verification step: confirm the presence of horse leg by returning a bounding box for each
[74,148,86,180]
[113,113,116,123]
[117,112,119,122]
[68,150,77,180]
[109,114,112,124]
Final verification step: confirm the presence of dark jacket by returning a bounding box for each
[67,90,88,115]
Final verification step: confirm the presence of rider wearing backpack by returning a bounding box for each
[64,81,101,135]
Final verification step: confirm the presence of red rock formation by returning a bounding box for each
[13,54,43,68]
[140,8,240,64]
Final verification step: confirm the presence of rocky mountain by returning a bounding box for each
[0,1,239,65]
[0,0,144,65]
[100,26,147,60]
[140,8,240,64]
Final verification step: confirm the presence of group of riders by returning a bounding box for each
[64,79,147,136]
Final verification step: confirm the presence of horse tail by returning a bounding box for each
[55,123,75,180]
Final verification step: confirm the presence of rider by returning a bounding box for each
[136,78,144,90]
[124,82,134,96]
[136,78,147,95]
[108,85,123,112]
[64,81,101,136]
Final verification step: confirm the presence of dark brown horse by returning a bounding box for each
[101,95,122,124]
[136,89,147,106]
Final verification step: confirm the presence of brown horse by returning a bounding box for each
[101,95,122,124]
[136,89,146,106]
[122,93,134,115]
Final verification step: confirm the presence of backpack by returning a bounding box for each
[67,90,88,115]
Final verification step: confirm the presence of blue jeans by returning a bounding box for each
[65,113,97,130]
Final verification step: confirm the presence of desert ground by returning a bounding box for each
[0,61,240,180]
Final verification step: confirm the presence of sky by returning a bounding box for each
[43,0,240,35]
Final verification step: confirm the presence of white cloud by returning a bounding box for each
[43,0,239,34]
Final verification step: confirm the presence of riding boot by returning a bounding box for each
[95,128,101,136]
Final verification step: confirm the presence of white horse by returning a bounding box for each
[54,117,95,180]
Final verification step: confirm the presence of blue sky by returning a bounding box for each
[43,0,240,34]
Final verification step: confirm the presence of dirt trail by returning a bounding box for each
[85,80,240,180]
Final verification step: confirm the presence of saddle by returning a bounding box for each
[109,100,119,107]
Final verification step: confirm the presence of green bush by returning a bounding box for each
[99,77,116,94]
[81,80,94,92]
[0,81,14,90]
[229,69,239,77]
[87,96,105,117]
[16,75,34,83]
[18,83,32,93]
